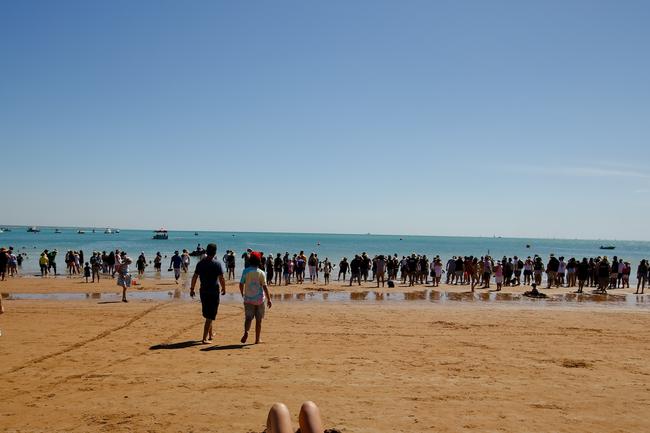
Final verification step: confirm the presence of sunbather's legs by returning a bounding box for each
[266,401,324,433]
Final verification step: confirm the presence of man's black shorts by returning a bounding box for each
[200,290,220,320]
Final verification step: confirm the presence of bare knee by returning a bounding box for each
[267,402,292,433]
[299,401,323,433]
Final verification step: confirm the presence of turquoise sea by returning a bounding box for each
[1,226,649,276]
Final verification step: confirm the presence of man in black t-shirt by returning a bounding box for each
[546,254,560,288]
[360,253,371,282]
[190,243,226,344]
[349,255,362,286]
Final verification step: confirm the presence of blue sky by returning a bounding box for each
[2,0,649,239]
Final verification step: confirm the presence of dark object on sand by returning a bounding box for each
[295,429,342,433]
[523,287,547,299]
[387,280,395,288]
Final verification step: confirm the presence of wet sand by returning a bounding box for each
[3,273,648,297]
[1,288,649,432]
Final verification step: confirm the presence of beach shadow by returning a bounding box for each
[200,344,251,352]
[97,301,124,304]
[149,340,203,350]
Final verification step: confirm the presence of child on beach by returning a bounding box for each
[239,251,272,344]
[322,258,332,285]
[84,262,91,282]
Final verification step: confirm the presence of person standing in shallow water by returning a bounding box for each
[190,243,226,344]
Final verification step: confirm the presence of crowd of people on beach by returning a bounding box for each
[1,244,649,296]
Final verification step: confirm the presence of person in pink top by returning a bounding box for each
[239,251,272,344]
[494,261,504,291]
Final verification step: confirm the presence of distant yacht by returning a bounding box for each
[77,229,86,234]
[54,228,62,234]
[104,228,113,234]
[27,226,40,233]
[152,228,168,240]
[0,227,11,232]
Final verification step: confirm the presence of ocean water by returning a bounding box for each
[1,226,648,276]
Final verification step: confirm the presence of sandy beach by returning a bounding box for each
[1,276,649,432]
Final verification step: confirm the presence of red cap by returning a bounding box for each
[250,251,262,261]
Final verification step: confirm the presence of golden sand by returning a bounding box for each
[1,276,649,432]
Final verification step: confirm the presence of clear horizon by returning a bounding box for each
[3,1,649,240]
[0,223,640,243]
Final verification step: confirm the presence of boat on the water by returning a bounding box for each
[115,229,120,233]
[0,227,11,232]
[189,248,205,257]
[194,232,199,236]
[27,226,40,233]
[77,229,85,234]
[599,245,616,250]
[152,229,168,240]
[104,228,113,234]
[54,229,62,234]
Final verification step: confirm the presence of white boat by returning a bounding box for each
[152,229,168,240]
[27,226,40,233]
[115,229,120,234]
[0,227,10,232]
[77,229,85,234]
[104,228,113,234]
[54,229,62,234]
[0,229,4,234]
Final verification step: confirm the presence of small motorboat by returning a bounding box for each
[0,227,11,232]
[27,226,40,233]
[115,229,120,233]
[599,245,616,250]
[54,229,62,234]
[194,232,199,236]
[77,229,86,234]
[104,228,113,234]
[189,249,205,257]
[153,229,168,240]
